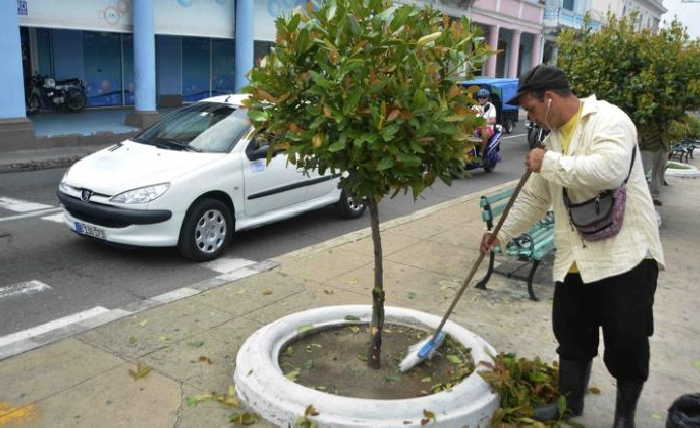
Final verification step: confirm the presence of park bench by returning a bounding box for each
[669,139,697,163]
[474,186,556,301]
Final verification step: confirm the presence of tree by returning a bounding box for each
[243,0,490,368]
[556,14,700,150]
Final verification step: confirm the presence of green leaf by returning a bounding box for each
[328,140,346,152]
[407,292,417,300]
[344,315,360,321]
[303,360,314,369]
[248,110,269,123]
[188,341,205,348]
[377,157,394,171]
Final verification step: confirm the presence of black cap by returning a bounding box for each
[506,64,571,105]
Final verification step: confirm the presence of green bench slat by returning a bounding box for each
[480,188,515,207]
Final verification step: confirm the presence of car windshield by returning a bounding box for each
[132,102,251,153]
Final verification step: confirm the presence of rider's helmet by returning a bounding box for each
[476,88,490,100]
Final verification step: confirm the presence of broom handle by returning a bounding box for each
[430,169,532,340]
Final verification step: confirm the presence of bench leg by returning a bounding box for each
[474,251,495,290]
[526,259,541,301]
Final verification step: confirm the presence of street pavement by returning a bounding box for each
[0,154,698,427]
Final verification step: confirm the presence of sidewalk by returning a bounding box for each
[1,166,699,427]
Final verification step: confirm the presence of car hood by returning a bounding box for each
[63,140,226,195]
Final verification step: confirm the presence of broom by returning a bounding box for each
[399,170,532,372]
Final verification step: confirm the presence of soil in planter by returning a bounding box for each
[278,324,474,399]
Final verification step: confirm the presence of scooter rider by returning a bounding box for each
[474,88,497,159]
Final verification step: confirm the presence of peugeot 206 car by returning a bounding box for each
[57,94,365,261]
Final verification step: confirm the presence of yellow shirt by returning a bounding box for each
[558,103,582,274]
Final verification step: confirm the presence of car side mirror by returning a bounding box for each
[247,144,270,161]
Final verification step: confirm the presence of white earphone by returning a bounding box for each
[547,98,552,108]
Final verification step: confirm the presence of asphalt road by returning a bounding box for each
[0,127,530,339]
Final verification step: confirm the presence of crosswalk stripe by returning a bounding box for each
[0,197,53,213]
[0,280,52,300]
[0,207,62,223]
[41,213,65,224]
[0,306,110,348]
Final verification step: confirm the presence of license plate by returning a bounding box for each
[74,222,106,239]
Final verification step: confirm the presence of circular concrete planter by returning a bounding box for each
[233,305,498,427]
[666,162,700,177]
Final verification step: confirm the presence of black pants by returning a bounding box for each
[553,259,659,382]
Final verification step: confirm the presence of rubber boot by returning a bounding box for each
[533,359,592,421]
[612,381,643,428]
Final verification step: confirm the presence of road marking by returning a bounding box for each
[0,306,110,348]
[0,207,62,223]
[0,197,53,213]
[502,133,527,140]
[0,280,52,300]
[202,257,258,274]
[41,213,65,224]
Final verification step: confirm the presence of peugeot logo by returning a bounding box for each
[81,189,93,201]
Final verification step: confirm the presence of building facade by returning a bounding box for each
[622,0,667,30]
[0,0,546,147]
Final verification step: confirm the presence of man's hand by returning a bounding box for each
[480,233,501,255]
[526,147,546,172]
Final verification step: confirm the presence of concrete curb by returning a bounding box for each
[0,155,84,174]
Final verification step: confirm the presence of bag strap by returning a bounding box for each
[562,145,637,206]
[622,145,637,184]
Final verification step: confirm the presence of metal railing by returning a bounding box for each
[544,6,600,30]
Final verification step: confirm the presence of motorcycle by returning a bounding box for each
[527,121,549,149]
[26,74,88,115]
[464,124,503,173]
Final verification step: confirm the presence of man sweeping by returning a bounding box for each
[481,65,665,427]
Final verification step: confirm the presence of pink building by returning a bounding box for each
[470,0,545,78]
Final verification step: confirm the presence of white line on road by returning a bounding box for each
[0,196,53,212]
[202,257,258,274]
[502,133,527,140]
[0,306,110,348]
[41,213,65,224]
[0,207,62,223]
[0,280,52,300]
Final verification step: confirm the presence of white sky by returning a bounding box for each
[661,0,700,39]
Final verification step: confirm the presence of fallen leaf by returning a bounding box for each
[356,354,368,362]
[297,325,314,334]
[422,409,436,424]
[305,404,320,416]
[285,369,300,381]
[323,289,334,295]
[651,413,663,420]
[303,360,313,369]
[344,315,360,321]
[188,341,205,348]
[128,336,137,345]
[446,354,462,364]
[128,362,152,380]
[588,386,601,394]
[349,326,360,334]
[384,375,400,383]
[407,292,417,300]
[229,412,258,425]
[420,377,432,383]
[185,393,213,408]
[198,356,213,364]
[284,346,294,356]
[262,289,273,295]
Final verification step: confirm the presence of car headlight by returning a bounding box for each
[110,183,170,204]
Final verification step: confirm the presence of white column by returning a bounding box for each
[532,32,543,68]
[485,25,500,78]
[508,30,521,78]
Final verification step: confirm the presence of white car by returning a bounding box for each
[57,94,365,261]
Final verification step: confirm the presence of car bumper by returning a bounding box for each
[57,191,181,247]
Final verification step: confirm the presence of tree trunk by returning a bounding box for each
[367,196,385,369]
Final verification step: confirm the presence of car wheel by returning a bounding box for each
[336,190,366,219]
[178,198,233,261]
